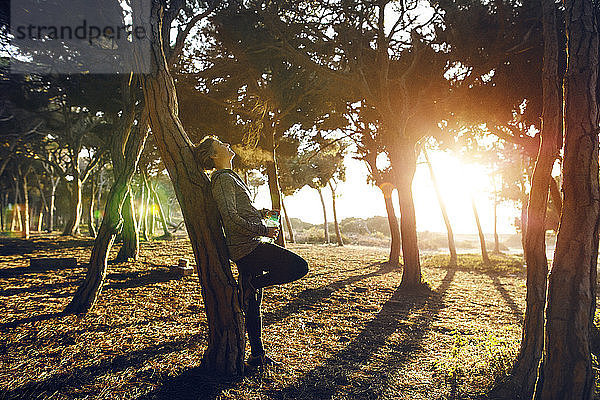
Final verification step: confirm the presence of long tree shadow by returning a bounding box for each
[0,263,82,279]
[137,367,242,400]
[486,273,523,323]
[0,333,206,399]
[262,261,397,327]
[106,266,183,289]
[0,316,181,355]
[0,311,66,331]
[0,236,93,257]
[270,268,456,400]
[0,279,83,297]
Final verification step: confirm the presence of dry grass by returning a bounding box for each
[0,234,537,399]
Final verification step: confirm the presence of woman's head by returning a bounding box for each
[193,136,234,169]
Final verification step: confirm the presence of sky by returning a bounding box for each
[253,150,520,235]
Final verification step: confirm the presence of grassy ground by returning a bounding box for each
[0,234,546,399]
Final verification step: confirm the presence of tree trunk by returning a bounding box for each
[329,181,343,246]
[149,180,173,239]
[380,184,401,267]
[423,149,457,265]
[115,189,140,261]
[317,187,329,244]
[141,173,150,241]
[10,179,21,232]
[65,164,144,314]
[391,142,423,287]
[265,130,285,247]
[137,0,244,376]
[493,194,500,253]
[0,192,5,231]
[503,1,563,398]
[281,196,295,243]
[87,174,97,238]
[20,169,30,239]
[137,180,146,235]
[471,197,490,264]
[48,178,58,232]
[62,177,82,236]
[536,1,598,397]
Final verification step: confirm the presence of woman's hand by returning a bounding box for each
[266,227,279,238]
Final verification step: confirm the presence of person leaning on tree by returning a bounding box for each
[193,135,309,367]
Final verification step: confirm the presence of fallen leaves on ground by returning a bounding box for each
[1,234,528,399]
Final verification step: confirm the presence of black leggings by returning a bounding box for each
[236,242,309,356]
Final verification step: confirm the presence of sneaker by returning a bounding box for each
[246,354,281,367]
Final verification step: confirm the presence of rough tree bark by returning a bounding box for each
[138,1,245,376]
[536,0,599,398]
[329,180,343,246]
[390,141,423,287]
[317,187,330,244]
[502,1,563,398]
[423,149,457,266]
[471,197,489,264]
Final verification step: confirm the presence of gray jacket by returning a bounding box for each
[211,169,268,261]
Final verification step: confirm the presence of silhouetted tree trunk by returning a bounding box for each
[20,168,30,239]
[390,141,423,287]
[423,149,457,265]
[493,193,500,253]
[137,0,244,376]
[34,172,49,232]
[471,197,489,264]
[264,129,285,247]
[503,1,563,398]
[149,179,173,240]
[63,175,82,236]
[281,196,295,243]
[87,173,97,238]
[141,173,150,241]
[47,176,59,232]
[380,184,401,267]
[317,187,330,244]
[10,177,21,232]
[115,190,139,261]
[329,180,343,246]
[536,1,598,397]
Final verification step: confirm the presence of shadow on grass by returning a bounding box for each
[487,273,523,323]
[0,279,83,297]
[106,266,183,289]
[269,268,455,400]
[0,236,93,257]
[137,367,243,400]
[263,261,397,327]
[0,263,81,278]
[0,311,66,331]
[0,333,206,399]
